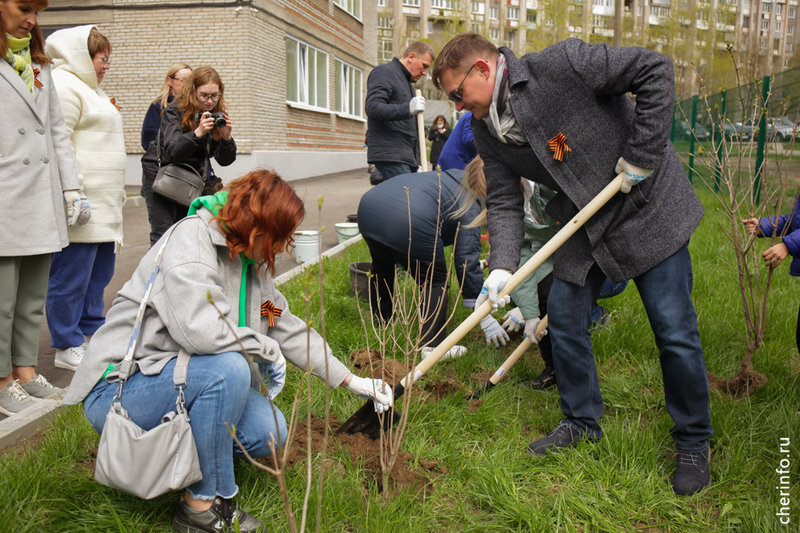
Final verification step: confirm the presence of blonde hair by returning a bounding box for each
[457,156,488,227]
[154,62,192,110]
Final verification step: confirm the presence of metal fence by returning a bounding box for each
[671,65,800,185]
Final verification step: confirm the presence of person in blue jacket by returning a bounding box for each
[437,111,478,172]
[358,169,507,349]
[140,63,192,150]
[744,195,800,355]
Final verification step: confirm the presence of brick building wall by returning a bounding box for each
[40,0,377,183]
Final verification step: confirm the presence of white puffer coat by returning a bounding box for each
[46,25,126,249]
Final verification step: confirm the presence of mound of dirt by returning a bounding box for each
[282,411,446,494]
[351,348,414,384]
[423,380,460,402]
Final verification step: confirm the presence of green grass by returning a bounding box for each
[2,186,799,532]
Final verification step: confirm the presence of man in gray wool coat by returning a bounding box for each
[431,33,713,496]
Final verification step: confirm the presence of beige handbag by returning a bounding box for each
[94,229,202,499]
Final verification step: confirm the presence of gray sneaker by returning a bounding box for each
[172,497,267,533]
[21,374,64,400]
[0,380,39,416]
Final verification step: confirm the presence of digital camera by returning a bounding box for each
[195,112,227,129]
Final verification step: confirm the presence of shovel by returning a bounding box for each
[468,315,548,400]
[337,174,624,439]
[416,89,428,172]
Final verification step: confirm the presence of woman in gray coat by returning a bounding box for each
[0,0,85,416]
[63,170,392,533]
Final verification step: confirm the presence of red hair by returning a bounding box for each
[215,169,304,275]
[0,0,52,65]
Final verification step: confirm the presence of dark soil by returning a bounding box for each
[708,367,768,398]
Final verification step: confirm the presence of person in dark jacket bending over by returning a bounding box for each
[432,33,713,496]
[358,169,507,352]
[365,42,434,181]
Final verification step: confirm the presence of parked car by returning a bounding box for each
[767,117,799,142]
[674,121,710,141]
[723,121,751,142]
[737,117,798,143]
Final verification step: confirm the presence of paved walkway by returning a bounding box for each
[1,167,372,428]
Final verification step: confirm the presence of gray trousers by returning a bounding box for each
[0,254,51,377]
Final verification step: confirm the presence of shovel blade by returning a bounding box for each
[336,400,401,440]
[469,380,495,400]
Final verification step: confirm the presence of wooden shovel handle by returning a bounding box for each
[487,315,548,386]
[416,89,428,172]
[400,174,624,388]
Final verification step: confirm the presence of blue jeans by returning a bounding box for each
[548,243,713,452]
[590,279,629,323]
[46,242,116,349]
[374,162,416,181]
[83,352,287,500]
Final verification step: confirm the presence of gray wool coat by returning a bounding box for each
[1,60,80,256]
[63,209,351,406]
[473,40,704,285]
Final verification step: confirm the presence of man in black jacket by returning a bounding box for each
[432,33,713,497]
[365,42,435,181]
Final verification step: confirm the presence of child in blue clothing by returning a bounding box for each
[744,194,800,355]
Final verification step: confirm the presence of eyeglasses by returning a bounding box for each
[448,64,475,102]
[197,92,222,102]
[170,76,186,82]
[96,56,111,66]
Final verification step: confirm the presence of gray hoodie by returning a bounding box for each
[63,208,350,405]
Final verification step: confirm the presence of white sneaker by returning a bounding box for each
[0,380,39,416]
[54,345,86,372]
[421,344,468,361]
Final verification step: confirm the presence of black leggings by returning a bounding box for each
[796,301,800,356]
[536,273,554,368]
[364,236,450,347]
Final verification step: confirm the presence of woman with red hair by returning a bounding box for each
[62,170,392,533]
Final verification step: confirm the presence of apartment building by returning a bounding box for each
[39,0,377,185]
[377,0,798,96]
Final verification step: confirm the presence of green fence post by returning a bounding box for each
[755,75,770,205]
[688,95,698,183]
[715,90,726,192]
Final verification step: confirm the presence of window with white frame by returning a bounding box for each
[790,7,796,18]
[471,22,482,31]
[333,0,360,19]
[285,36,328,109]
[489,27,499,40]
[526,12,536,23]
[788,24,794,35]
[378,16,393,28]
[651,5,669,17]
[471,1,485,13]
[760,36,768,47]
[776,4,783,14]
[335,60,362,118]
[787,42,794,52]
[378,0,387,5]
[490,7,499,18]
[762,20,770,30]
[504,30,515,47]
[637,5,643,15]
[775,21,782,32]
[378,39,393,62]
[403,0,420,6]
[507,6,519,19]
[432,0,455,8]
[762,3,771,13]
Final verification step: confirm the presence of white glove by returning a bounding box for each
[75,192,91,226]
[346,375,394,414]
[409,96,426,116]
[616,157,654,194]
[523,317,547,344]
[63,190,82,227]
[479,268,513,309]
[258,355,286,400]
[480,315,510,347]
[501,307,525,332]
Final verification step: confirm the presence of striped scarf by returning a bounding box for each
[484,54,528,146]
[3,34,36,94]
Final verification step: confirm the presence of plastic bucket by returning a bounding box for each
[292,230,322,263]
[348,262,372,302]
[335,222,360,244]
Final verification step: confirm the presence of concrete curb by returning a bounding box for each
[0,395,70,452]
[0,234,364,454]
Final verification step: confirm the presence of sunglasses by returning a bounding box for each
[448,64,475,102]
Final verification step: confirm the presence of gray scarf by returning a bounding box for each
[484,55,528,145]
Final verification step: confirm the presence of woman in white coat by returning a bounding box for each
[44,25,126,373]
[0,0,86,415]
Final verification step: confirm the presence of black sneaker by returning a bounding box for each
[526,421,600,457]
[672,448,711,496]
[173,497,267,533]
[522,366,556,390]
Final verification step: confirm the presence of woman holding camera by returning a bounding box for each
[427,115,451,170]
[143,66,236,246]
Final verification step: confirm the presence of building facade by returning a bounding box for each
[40,0,377,185]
